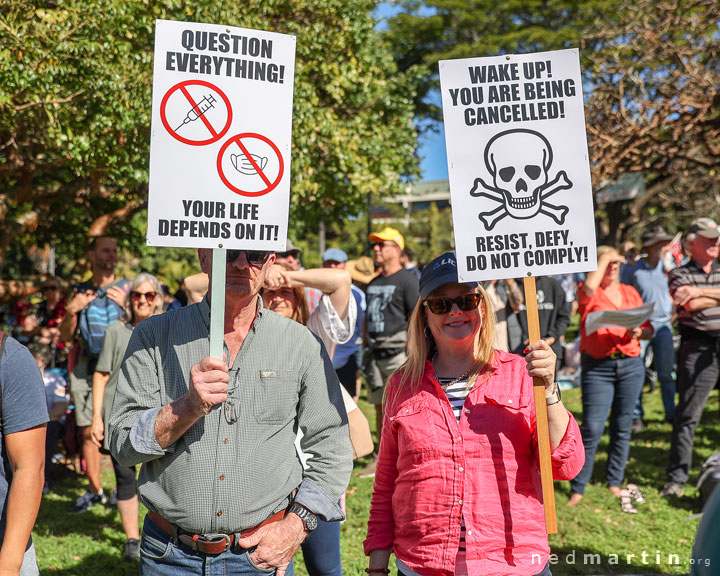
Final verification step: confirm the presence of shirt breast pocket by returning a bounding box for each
[390,399,441,455]
[254,370,300,424]
[476,390,533,454]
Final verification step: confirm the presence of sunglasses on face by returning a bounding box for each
[225,250,271,267]
[131,291,157,303]
[372,241,395,249]
[42,286,59,292]
[423,293,483,315]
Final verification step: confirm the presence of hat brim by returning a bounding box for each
[642,234,673,247]
[420,274,478,300]
[698,229,720,240]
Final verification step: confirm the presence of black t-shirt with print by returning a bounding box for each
[365,268,420,339]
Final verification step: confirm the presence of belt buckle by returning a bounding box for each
[197,533,231,553]
[609,351,622,360]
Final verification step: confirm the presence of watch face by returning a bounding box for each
[305,513,318,531]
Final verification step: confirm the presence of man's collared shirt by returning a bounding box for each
[109,297,352,534]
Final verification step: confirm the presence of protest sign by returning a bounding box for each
[147,19,296,251]
[439,49,597,282]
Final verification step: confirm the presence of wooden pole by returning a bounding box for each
[523,276,558,534]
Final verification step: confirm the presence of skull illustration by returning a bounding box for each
[484,129,553,219]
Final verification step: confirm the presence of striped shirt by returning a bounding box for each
[108,296,353,534]
[397,376,473,576]
[668,259,720,338]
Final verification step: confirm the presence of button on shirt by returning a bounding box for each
[109,297,353,534]
[364,351,584,576]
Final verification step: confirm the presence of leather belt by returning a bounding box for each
[147,509,285,555]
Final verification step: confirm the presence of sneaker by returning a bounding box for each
[632,418,644,433]
[123,538,141,562]
[70,489,107,513]
[660,482,684,498]
[107,489,118,509]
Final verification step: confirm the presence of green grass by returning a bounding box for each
[35,385,719,575]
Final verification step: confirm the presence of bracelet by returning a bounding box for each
[365,569,390,574]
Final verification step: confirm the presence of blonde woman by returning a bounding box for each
[364,252,584,576]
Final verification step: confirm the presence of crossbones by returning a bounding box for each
[470,171,571,230]
[469,129,572,230]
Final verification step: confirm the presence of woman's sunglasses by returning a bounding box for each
[226,249,271,267]
[423,293,483,315]
[131,291,158,303]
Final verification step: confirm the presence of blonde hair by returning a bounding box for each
[386,284,496,410]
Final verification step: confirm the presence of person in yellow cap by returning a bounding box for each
[360,228,419,478]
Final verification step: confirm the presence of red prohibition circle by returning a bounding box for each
[160,80,233,146]
[217,133,284,197]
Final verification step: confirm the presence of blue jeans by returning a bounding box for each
[301,518,343,576]
[139,514,295,576]
[570,354,645,495]
[633,322,677,421]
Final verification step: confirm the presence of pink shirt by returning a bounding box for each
[364,350,584,576]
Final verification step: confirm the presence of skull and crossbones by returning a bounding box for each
[470,129,572,230]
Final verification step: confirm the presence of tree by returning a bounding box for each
[385,0,720,243]
[383,0,621,122]
[0,0,419,284]
[584,0,720,242]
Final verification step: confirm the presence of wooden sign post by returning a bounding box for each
[524,275,558,534]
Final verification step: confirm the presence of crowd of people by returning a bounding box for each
[0,217,718,575]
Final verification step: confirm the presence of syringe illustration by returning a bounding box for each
[174,94,217,131]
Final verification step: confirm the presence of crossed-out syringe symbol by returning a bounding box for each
[174,94,217,132]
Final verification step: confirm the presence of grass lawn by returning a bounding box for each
[35,384,719,575]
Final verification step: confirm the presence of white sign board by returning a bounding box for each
[439,49,597,281]
[146,19,296,250]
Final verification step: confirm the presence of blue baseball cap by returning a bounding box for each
[419,251,478,299]
[322,248,348,263]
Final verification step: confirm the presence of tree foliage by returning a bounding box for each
[0,0,419,280]
[384,0,720,242]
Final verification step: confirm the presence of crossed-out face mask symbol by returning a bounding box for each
[469,129,573,230]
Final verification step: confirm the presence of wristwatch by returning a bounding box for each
[545,382,562,406]
[288,503,318,532]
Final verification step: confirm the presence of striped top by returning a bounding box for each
[669,259,720,338]
[108,296,353,534]
[396,376,472,576]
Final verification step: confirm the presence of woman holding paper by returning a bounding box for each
[568,246,653,507]
[364,251,584,576]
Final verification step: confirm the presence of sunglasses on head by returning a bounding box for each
[423,293,483,315]
[225,249,271,267]
[131,291,157,303]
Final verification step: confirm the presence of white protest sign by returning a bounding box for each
[147,19,296,250]
[439,49,597,281]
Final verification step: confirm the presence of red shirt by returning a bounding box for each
[364,351,584,576]
[578,283,650,359]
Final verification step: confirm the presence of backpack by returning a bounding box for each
[697,452,720,508]
[78,280,128,357]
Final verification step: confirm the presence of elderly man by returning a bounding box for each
[109,249,352,575]
[662,219,720,498]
